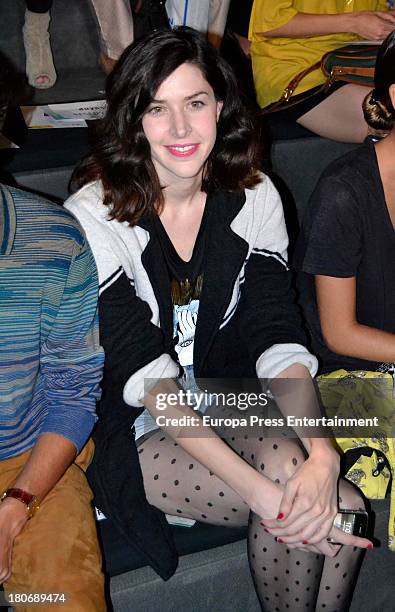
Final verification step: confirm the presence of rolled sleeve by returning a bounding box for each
[40,239,104,452]
[123,353,179,407]
[256,343,318,380]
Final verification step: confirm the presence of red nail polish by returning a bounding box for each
[367,543,374,550]
[277,538,284,544]
[302,540,309,545]
[277,512,284,520]
[264,528,269,533]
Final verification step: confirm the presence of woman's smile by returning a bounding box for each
[165,144,200,157]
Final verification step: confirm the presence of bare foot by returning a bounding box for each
[35,75,50,87]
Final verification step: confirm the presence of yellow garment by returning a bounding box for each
[249,0,388,108]
[318,370,395,551]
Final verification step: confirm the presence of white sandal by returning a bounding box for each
[23,10,57,90]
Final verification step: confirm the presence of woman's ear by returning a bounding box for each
[216,101,223,121]
[389,84,395,110]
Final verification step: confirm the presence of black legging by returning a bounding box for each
[25,0,53,13]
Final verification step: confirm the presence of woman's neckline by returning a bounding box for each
[154,191,212,265]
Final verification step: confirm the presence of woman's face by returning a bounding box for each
[142,62,223,187]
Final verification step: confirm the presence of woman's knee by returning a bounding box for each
[253,438,306,485]
[297,84,369,143]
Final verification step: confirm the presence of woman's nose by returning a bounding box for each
[169,109,192,138]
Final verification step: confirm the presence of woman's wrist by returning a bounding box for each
[343,12,360,36]
[307,439,340,465]
[325,12,359,36]
[244,470,283,519]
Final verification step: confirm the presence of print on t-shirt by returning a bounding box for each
[174,299,199,368]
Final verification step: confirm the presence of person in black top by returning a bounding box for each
[67,28,371,610]
[295,30,395,552]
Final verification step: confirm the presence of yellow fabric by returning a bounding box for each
[249,0,388,108]
[318,370,395,551]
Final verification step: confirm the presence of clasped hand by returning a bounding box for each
[260,450,372,556]
[0,499,28,584]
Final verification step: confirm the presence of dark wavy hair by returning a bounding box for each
[71,27,262,225]
[363,30,395,132]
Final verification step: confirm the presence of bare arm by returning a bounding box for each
[258,10,395,41]
[316,274,395,362]
[3,434,77,505]
[271,362,337,456]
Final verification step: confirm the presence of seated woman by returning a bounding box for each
[295,30,395,551]
[249,0,395,142]
[65,28,371,611]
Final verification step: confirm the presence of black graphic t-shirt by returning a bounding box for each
[134,199,211,439]
[154,200,211,375]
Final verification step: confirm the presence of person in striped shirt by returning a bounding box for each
[0,179,106,609]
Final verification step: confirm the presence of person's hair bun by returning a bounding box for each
[363,90,393,131]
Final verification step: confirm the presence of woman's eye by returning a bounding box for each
[190,100,205,109]
[148,106,164,116]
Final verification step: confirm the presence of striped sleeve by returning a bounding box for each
[39,238,104,451]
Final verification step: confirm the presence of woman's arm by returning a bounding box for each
[316,274,395,362]
[143,378,284,520]
[258,10,395,41]
[265,362,341,546]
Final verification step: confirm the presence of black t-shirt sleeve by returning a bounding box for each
[301,175,362,278]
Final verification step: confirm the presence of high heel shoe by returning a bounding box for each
[22,9,57,90]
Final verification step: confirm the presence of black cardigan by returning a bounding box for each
[66,179,310,579]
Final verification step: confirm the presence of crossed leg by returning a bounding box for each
[138,428,365,611]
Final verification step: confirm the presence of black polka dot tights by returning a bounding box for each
[137,430,365,611]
